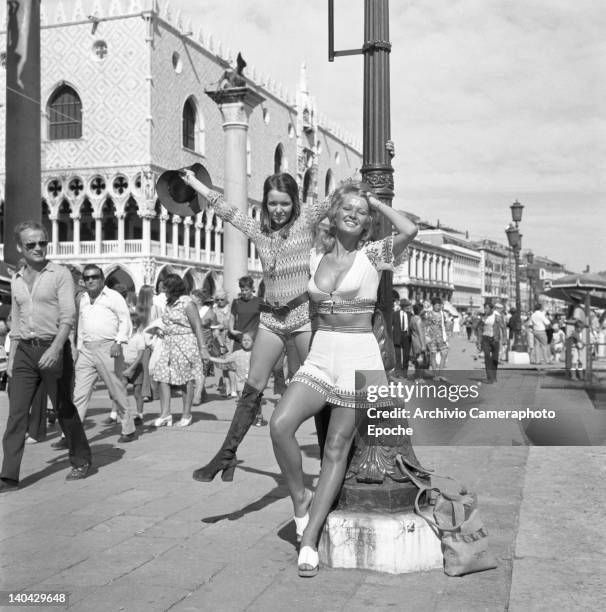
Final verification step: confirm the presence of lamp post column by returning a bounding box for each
[506,207,529,363]
[4,0,41,265]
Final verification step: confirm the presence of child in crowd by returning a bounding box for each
[209,332,254,397]
[122,312,146,424]
[568,320,586,380]
[550,323,565,363]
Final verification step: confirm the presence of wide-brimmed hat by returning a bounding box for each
[156,163,212,217]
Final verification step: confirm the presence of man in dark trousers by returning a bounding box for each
[0,221,92,493]
[392,298,413,376]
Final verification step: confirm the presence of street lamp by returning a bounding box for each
[510,200,524,223]
[505,201,529,360]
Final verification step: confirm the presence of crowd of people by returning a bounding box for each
[0,167,603,579]
[460,299,606,381]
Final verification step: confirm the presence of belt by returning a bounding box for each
[19,337,55,347]
[83,339,115,346]
[259,292,309,320]
[315,324,373,334]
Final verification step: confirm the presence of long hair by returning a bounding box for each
[318,180,376,254]
[259,173,301,238]
[163,274,187,306]
[136,284,155,327]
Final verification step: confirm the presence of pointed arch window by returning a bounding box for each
[274,144,284,174]
[302,169,312,203]
[182,99,196,150]
[325,169,335,196]
[182,97,205,154]
[47,85,82,140]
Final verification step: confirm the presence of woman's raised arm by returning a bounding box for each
[367,195,418,258]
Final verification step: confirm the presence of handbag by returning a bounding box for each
[148,337,163,378]
[397,455,497,577]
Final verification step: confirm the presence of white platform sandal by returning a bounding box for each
[297,546,319,578]
[293,490,313,542]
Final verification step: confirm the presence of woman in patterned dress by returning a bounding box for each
[151,274,209,428]
[181,170,331,482]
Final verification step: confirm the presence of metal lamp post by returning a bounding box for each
[505,200,529,359]
[327,0,427,506]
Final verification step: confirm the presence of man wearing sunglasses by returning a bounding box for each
[0,222,92,492]
[73,265,137,443]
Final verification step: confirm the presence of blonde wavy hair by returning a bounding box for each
[317,180,377,253]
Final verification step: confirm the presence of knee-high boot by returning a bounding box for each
[192,383,263,482]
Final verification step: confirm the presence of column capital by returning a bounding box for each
[206,86,265,128]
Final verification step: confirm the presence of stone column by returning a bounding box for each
[206,85,264,297]
[71,212,81,255]
[194,214,202,261]
[141,215,151,256]
[172,215,181,258]
[160,210,168,257]
[94,215,102,255]
[205,213,213,264]
[117,213,125,251]
[51,216,59,252]
[183,217,192,260]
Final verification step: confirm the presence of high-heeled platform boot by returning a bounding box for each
[192,383,263,482]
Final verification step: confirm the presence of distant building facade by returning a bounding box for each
[393,237,454,303]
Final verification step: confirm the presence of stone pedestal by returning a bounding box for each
[508,351,530,365]
[319,509,443,574]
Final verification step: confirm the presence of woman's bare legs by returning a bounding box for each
[299,406,356,549]
[181,379,195,419]
[270,381,327,516]
[246,328,288,391]
[292,331,312,368]
[158,382,171,417]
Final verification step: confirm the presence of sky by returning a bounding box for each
[52,1,605,272]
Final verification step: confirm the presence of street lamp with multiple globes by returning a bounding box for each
[505,200,529,361]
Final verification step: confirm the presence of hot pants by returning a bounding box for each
[259,302,311,338]
[291,329,392,410]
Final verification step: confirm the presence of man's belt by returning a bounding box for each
[19,337,55,347]
[259,292,309,320]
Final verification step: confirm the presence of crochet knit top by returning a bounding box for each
[207,190,330,306]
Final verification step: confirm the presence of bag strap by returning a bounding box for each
[397,455,471,533]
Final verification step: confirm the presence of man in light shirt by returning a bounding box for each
[530,303,551,365]
[73,264,137,443]
[1,222,91,492]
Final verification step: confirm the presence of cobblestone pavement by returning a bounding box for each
[0,334,603,611]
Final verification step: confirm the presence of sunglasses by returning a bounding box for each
[23,240,48,250]
[83,274,102,281]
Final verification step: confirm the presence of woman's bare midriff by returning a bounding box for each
[315,312,373,330]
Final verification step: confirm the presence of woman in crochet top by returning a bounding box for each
[269,181,418,577]
[181,170,329,482]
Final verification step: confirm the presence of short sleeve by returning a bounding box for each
[362,236,395,271]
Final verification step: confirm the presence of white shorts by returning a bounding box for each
[291,330,391,410]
